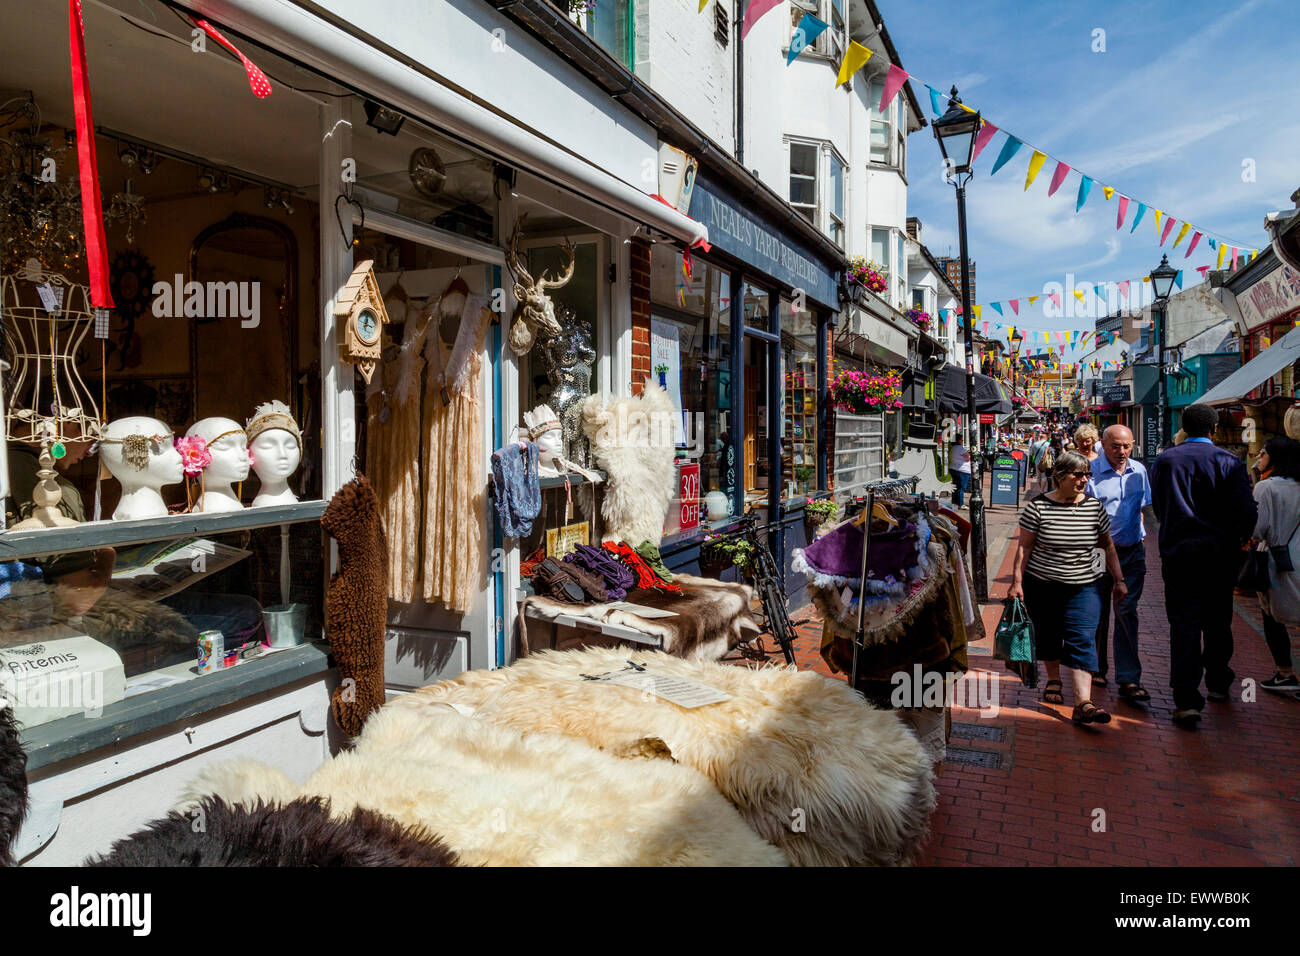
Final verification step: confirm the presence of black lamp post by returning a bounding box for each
[1148,254,1178,454]
[933,87,988,602]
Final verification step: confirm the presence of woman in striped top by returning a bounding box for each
[1009,450,1128,724]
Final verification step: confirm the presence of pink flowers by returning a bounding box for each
[847,257,888,294]
[829,368,903,415]
[904,308,932,332]
[174,435,212,477]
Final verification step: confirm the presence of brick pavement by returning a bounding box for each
[782,481,1300,866]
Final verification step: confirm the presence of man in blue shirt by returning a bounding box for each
[1150,404,1257,728]
[1086,424,1154,702]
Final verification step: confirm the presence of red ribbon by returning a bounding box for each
[194,19,272,98]
[68,0,113,308]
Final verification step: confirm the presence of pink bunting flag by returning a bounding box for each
[1196,265,1211,278]
[1047,161,1070,197]
[971,122,999,164]
[879,64,909,114]
[1118,280,1129,303]
[982,321,989,335]
[740,0,783,40]
[1230,248,1239,271]
[1009,299,1020,315]
[1048,292,1061,309]
[1160,216,1176,246]
[1116,196,1130,230]
[1185,231,1202,258]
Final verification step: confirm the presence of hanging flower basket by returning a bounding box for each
[803,497,839,537]
[829,369,903,415]
[904,308,933,333]
[846,256,888,294]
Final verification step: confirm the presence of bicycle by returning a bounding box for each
[721,510,800,666]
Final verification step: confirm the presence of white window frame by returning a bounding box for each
[789,0,846,61]
[787,138,847,248]
[787,139,820,227]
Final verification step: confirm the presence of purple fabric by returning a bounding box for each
[800,519,920,582]
[565,544,634,600]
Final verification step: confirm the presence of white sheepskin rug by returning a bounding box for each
[581,385,676,546]
[401,647,937,866]
[182,702,785,867]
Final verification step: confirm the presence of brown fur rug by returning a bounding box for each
[519,573,761,661]
[404,646,936,866]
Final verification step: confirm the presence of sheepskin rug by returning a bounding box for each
[581,384,676,546]
[401,647,937,866]
[183,702,786,867]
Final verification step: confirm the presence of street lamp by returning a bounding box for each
[933,87,989,602]
[1149,253,1178,455]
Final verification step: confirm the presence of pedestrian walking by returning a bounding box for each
[1150,403,1257,728]
[1009,450,1127,725]
[1073,424,1100,462]
[1250,437,1300,695]
[949,437,972,508]
[1085,424,1155,701]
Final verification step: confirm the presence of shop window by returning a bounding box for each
[648,245,733,526]
[781,299,819,499]
[520,237,603,420]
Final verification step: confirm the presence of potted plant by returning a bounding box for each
[803,496,839,537]
[829,368,904,415]
[904,308,933,333]
[846,256,888,295]
[700,531,754,577]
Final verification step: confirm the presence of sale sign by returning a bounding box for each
[679,462,700,531]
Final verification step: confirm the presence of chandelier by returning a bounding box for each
[105,178,146,244]
[0,124,85,276]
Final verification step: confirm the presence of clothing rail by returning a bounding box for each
[849,474,922,689]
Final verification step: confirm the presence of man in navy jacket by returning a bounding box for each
[1150,404,1257,727]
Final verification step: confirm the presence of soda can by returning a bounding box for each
[197,630,224,675]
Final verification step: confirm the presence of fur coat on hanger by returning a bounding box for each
[323,476,388,737]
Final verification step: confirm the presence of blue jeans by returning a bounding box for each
[1095,541,1146,684]
[952,470,971,506]
[1023,574,1101,672]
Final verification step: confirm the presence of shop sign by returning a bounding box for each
[990,467,1020,506]
[1143,415,1160,460]
[978,413,995,424]
[679,462,700,531]
[688,169,839,310]
[1101,384,1131,404]
[1236,263,1300,330]
[993,455,1017,469]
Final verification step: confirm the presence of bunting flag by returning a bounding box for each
[69,0,114,308]
[1073,290,1085,302]
[1076,175,1092,212]
[1118,280,1130,302]
[927,84,943,116]
[1153,209,1163,239]
[740,0,782,40]
[1160,216,1177,246]
[971,122,999,164]
[1216,244,1227,269]
[1185,231,1202,258]
[1196,265,1211,278]
[1208,238,1217,250]
[193,18,273,98]
[787,13,828,64]
[1009,299,1020,315]
[1028,295,1040,306]
[1117,195,1130,230]
[989,135,1023,176]
[974,304,982,320]
[836,41,873,86]
[1102,185,1115,200]
[880,64,909,114]
[1174,271,1184,290]
[1173,222,1191,248]
[1230,248,1238,271]
[1024,150,1047,190]
[699,0,708,10]
[990,302,1004,316]
[1130,203,1147,233]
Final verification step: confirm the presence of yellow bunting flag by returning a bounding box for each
[836,41,873,87]
[974,304,982,319]
[1028,295,1039,305]
[959,103,976,113]
[1153,209,1162,237]
[1073,290,1085,302]
[1102,185,1115,200]
[1217,244,1227,269]
[1173,222,1191,248]
[1025,150,1047,190]
[1250,249,1258,260]
[698,0,708,10]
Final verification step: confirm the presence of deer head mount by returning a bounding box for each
[504,215,576,356]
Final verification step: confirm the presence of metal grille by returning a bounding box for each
[715,3,729,46]
[944,747,1004,770]
[951,722,1006,742]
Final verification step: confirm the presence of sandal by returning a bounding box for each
[1042,680,1064,704]
[1072,700,1112,724]
[1119,683,1150,703]
[1091,673,1108,688]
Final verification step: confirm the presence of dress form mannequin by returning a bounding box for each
[185,417,249,513]
[246,401,303,507]
[98,416,183,521]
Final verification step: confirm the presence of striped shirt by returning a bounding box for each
[1018,493,1110,584]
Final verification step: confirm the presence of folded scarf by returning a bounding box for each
[564,544,634,600]
[602,541,682,593]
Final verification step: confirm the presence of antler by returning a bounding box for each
[538,238,576,292]
[504,216,534,288]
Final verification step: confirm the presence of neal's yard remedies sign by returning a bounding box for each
[688,169,839,310]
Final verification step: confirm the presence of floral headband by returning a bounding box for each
[174,430,246,477]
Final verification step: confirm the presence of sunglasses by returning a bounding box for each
[1063,471,1090,478]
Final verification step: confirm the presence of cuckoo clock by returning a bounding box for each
[333,259,390,384]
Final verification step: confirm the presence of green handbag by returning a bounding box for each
[994,598,1039,688]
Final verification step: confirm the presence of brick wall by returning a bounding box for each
[630,237,652,395]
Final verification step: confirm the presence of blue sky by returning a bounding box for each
[878,0,1300,358]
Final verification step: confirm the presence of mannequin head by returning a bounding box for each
[185,418,250,485]
[523,403,563,472]
[246,400,303,506]
[99,416,183,490]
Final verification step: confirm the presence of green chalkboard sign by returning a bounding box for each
[991,467,1020,506]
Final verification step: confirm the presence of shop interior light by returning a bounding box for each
[363,99,405,136]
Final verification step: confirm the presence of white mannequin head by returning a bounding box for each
[246,401,303,507]
[185,417,248,512]
[523,403,565,477]
[99,416,183,520]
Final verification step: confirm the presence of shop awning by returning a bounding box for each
[935,365,1013,415]
[187,0,709,248]
[1197,324,1300,405]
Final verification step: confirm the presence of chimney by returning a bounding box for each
[906,217,921,243]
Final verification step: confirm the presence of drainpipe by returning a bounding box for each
[735,0,744,165]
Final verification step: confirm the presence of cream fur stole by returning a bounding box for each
[405,646,937,866]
